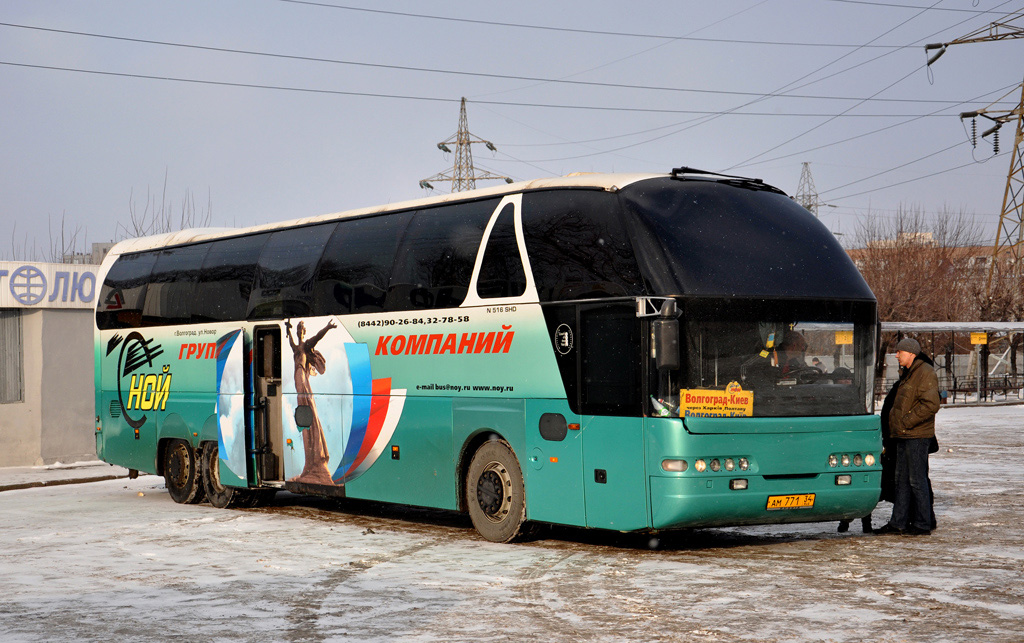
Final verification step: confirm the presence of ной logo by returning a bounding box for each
[106,332,167,430]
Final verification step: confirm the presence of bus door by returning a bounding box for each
[578,304,649,531]
[215,328,250,488]
[525,304,585,527]
[524,400,586,527]
[253,326,284,483]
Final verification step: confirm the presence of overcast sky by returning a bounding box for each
[2,1,1022,259]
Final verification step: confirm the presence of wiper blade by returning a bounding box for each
[670,166,786,195]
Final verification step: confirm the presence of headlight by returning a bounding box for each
[694,459,707,473]
[828,454,839,468]
[865,454,876,467]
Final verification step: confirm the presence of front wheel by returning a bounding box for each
[466,439,527,543]
[163,439,205,504]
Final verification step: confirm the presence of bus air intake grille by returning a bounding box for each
[109,400,122,419]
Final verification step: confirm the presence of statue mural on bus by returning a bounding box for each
[285,318,337,485]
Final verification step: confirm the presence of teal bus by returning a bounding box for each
[94,168,880,542]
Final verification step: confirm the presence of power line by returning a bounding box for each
[823,0,1010,14]
[724,1,1020,171]
[827,152,1007,201]
[820,141,966,195]
[486,2,951,165]
[0,22,976,104]
[274,0,912,46]
[0,60,969,118]
[723,83,1020,169]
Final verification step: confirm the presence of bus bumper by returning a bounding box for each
[650,470,882,529]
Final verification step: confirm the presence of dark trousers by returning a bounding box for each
[890,438,934,530]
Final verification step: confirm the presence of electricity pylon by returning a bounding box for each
[926,10,1024,297]
[419,97,512,193]
[795,162,826,217]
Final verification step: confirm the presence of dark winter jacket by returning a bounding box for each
[888,354,940,440]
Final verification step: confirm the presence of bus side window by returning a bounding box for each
[476,204,527,299]
[521,190,645,302]
[387,200,495,311]
[193,233,269,323]
[142,244,210,326]
[96,251,158,330]
[248,224,336,320]
[579,304,642,417]
[314,212,412,315]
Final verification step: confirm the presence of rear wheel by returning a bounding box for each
[201,442,247,509]
[466,439,527,543]
[200,442,277,509]
[163,439,205,504]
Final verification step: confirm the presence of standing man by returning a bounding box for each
[878,337,940,536]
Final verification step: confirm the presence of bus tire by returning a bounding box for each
[466,439,527,543]
[163,439,205,505]
[201,442,246,509]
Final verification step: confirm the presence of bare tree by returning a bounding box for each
[851,205,991,381]
[118,170,213,239]
[47,211,86,263]
[6,222,41,262]
[852,204,985,323]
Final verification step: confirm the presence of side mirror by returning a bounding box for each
[653,300,680,371]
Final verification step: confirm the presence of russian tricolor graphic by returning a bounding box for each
[333,343,405,484]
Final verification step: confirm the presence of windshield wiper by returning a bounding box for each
[670,166,786,195]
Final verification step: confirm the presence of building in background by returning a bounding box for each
[0,255,104,466]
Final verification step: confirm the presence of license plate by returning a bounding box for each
[766,493,815,510]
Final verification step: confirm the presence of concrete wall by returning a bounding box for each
[0,309,95,466]
[39,309,96,464]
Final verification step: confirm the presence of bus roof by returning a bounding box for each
[104,172,666,259]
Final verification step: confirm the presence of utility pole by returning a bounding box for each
[926,10,1024,298]
[419,97,512,193]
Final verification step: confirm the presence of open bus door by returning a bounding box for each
[214,328,249,489]
[253,326,284,483]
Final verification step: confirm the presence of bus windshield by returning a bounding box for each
[651,298,875,418]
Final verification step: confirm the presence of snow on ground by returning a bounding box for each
[0,405,1021,642]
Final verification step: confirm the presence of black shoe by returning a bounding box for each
[875,523,904,535]
[837,520,850,533]
[861,517,874,533]
[906,525,931,536]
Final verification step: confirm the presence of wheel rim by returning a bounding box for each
[476,461,511,523]
[166,443,190,489]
